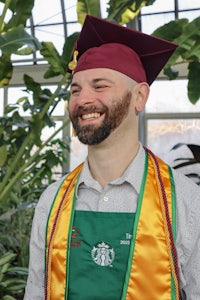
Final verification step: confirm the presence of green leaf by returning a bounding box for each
[2,295,16,300]
[1,278,26,291]
[157,17,200,65]
[0,53,13,87]
[0,25,41,54]
[5,0,34,28]
[164,66,179,80]
[77,0,101,24]
[44,151,60,169]
[4,105,18,114]
[16,96,29,104]
[43,113,55,127]
[30,114,43,147]
[23,74,41,93]
[107,0,133,22]
[0,262,10,274]
[152,19,188,68]
[0,0,17,12]
[175,17,200,41]
[23,74,42,105]
[0,145,7,167]
[0,0,32,14]
[107,0,156,24]
[42,65,61,79]
[7,266,28,276]
[0,253,16,267]
[152,18,189,41]
[186,37,200,61]
[188,61,200,104]
[40,42,66,77]
[14,46,36,56]
[178,17,200,61]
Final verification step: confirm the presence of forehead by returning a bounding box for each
[72,68,134,85]
[72,68,121,81]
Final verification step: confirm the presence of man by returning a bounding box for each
[24,15,200,299]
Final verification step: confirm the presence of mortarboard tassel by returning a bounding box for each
[68,50,79,72]
[72,127,77,137]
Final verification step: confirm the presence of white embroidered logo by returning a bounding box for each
[91,241,115,267]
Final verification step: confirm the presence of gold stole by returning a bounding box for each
[45,151,179,299]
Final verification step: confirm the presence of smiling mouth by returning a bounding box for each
[81,112,102,120]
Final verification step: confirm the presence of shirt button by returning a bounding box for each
[103,196,109,202]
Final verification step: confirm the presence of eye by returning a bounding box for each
[94,85,108,91]
[71,88,80,95]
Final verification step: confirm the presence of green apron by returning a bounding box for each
[68,211,135,299]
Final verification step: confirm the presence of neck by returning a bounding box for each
[87,132,140,187]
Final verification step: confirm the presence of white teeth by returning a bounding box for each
[82,112,101,120]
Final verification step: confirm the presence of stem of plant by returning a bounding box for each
[0,118,70,202]
[0,74,69,197]
[40,73,69,119]
[0,0,11,31]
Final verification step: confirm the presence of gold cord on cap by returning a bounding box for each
[68,50,79,71]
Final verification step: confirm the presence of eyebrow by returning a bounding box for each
[71,77,115,89]
[70,82,80,89]
[92,78,115,84]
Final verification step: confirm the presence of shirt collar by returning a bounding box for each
[78,143,146,194]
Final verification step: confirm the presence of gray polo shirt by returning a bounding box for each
[24,145,200,299]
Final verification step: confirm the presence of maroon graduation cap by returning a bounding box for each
[68,15,178,85]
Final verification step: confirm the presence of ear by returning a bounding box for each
[134,82,150,112]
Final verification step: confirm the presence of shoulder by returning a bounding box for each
[35,162,85,216]
[171,167,200,225]
[171,167,200,203]
[35,175,68,216]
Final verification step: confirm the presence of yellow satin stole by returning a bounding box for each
[45,151,179,300]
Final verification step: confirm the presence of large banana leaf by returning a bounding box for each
[0,25,41,54]
[153,17,200,104]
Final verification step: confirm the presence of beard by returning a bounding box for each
[69,91,132,145]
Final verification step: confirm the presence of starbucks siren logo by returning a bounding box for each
[91,241,115,267]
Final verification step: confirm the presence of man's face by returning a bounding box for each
[68,68,134,145]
